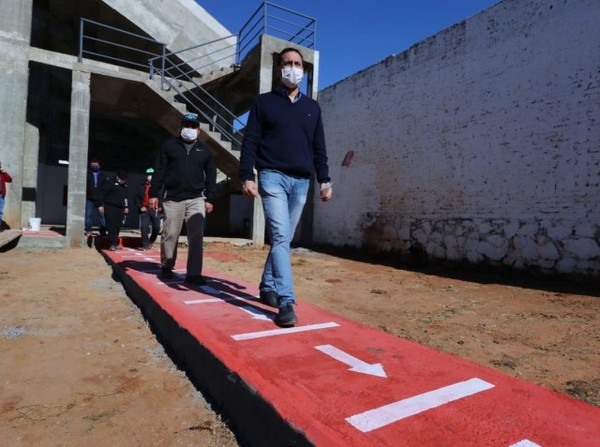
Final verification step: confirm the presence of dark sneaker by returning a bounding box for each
[185,275,207,286]
[259,290,279,308]
[274,304,298,327]
[158,267,173,280]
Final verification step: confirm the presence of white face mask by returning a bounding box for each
[281,66,304,88]
[181,127,198,142]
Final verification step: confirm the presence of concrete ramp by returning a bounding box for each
[103,244,600,446]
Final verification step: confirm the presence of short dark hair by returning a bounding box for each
[278,48,304,67]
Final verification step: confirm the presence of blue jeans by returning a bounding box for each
[258,170,309,307]
[85,199,106,234]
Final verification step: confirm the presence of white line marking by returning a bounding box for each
[200,285,222,295]
[184,295,270,320]
[184,298,224,304]
[316,344,387,378]
[238,305,271,320]
[346,377,495,432]
[232,322,340,341]
[510,441,542,447]
[157,279,184,284]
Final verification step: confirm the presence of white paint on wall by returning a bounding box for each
[317,0,600,276]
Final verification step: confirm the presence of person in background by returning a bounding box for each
[239,47,333,327]
[135,168,161,250]
[149,113,216,285]
[100,170,129,251]
[0,161,13,231]
[85,158,108,237]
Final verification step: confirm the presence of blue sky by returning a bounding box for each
[198,1,501,89]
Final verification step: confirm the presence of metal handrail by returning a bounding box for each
[78,2,317,149]
[148,35,237,83]
[150,48,245,146]
[237,2,316,63]
[78,18,164,70]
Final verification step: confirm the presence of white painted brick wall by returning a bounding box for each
[316,0,600,276]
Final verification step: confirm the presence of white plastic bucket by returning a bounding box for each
[28,217,41,231]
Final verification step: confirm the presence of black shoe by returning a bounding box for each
[185,275,207,286]
[158,267,173,280]
[274,304,298,327]
[259,290,279,308]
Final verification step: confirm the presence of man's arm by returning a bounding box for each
[239,98,261,183]
[239,98,261,198]
[0,170,12,183]
[312,105,330,185]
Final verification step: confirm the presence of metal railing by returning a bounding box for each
[78,2,317,148]
[149,43,245,147]
[149,35,237,84]
[237,2,316,63]
[78,18,164,70]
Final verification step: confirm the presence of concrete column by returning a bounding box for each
[0,0,33,229]
[66,70,91,247]
[21,122,40,223]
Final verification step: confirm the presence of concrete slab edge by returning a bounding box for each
[103,251,315,447]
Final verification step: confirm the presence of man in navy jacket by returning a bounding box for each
[240,47,333,327]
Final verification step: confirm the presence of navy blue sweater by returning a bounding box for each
[239,88,330,183]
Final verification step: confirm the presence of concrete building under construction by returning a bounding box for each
[1,0,318,247]
[2,0,599,277]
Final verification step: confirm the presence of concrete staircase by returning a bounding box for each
[76,0,246,183]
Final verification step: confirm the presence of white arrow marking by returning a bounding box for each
[347,377,494,432]
[315,344,387,378]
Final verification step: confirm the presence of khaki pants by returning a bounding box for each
[160,197,206,276]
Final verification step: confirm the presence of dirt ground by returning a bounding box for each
[1,241,599,446]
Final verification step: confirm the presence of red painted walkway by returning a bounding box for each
[104,245,600,446]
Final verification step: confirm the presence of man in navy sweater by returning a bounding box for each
[240,47,333,327]
[149,113,216,285]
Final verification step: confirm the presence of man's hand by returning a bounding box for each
[148,198,159,210]
[320,182,333,202]
[205,202,214,214]
[98,206,104,214]
[140,206,147,213]
[241,180,259,198]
